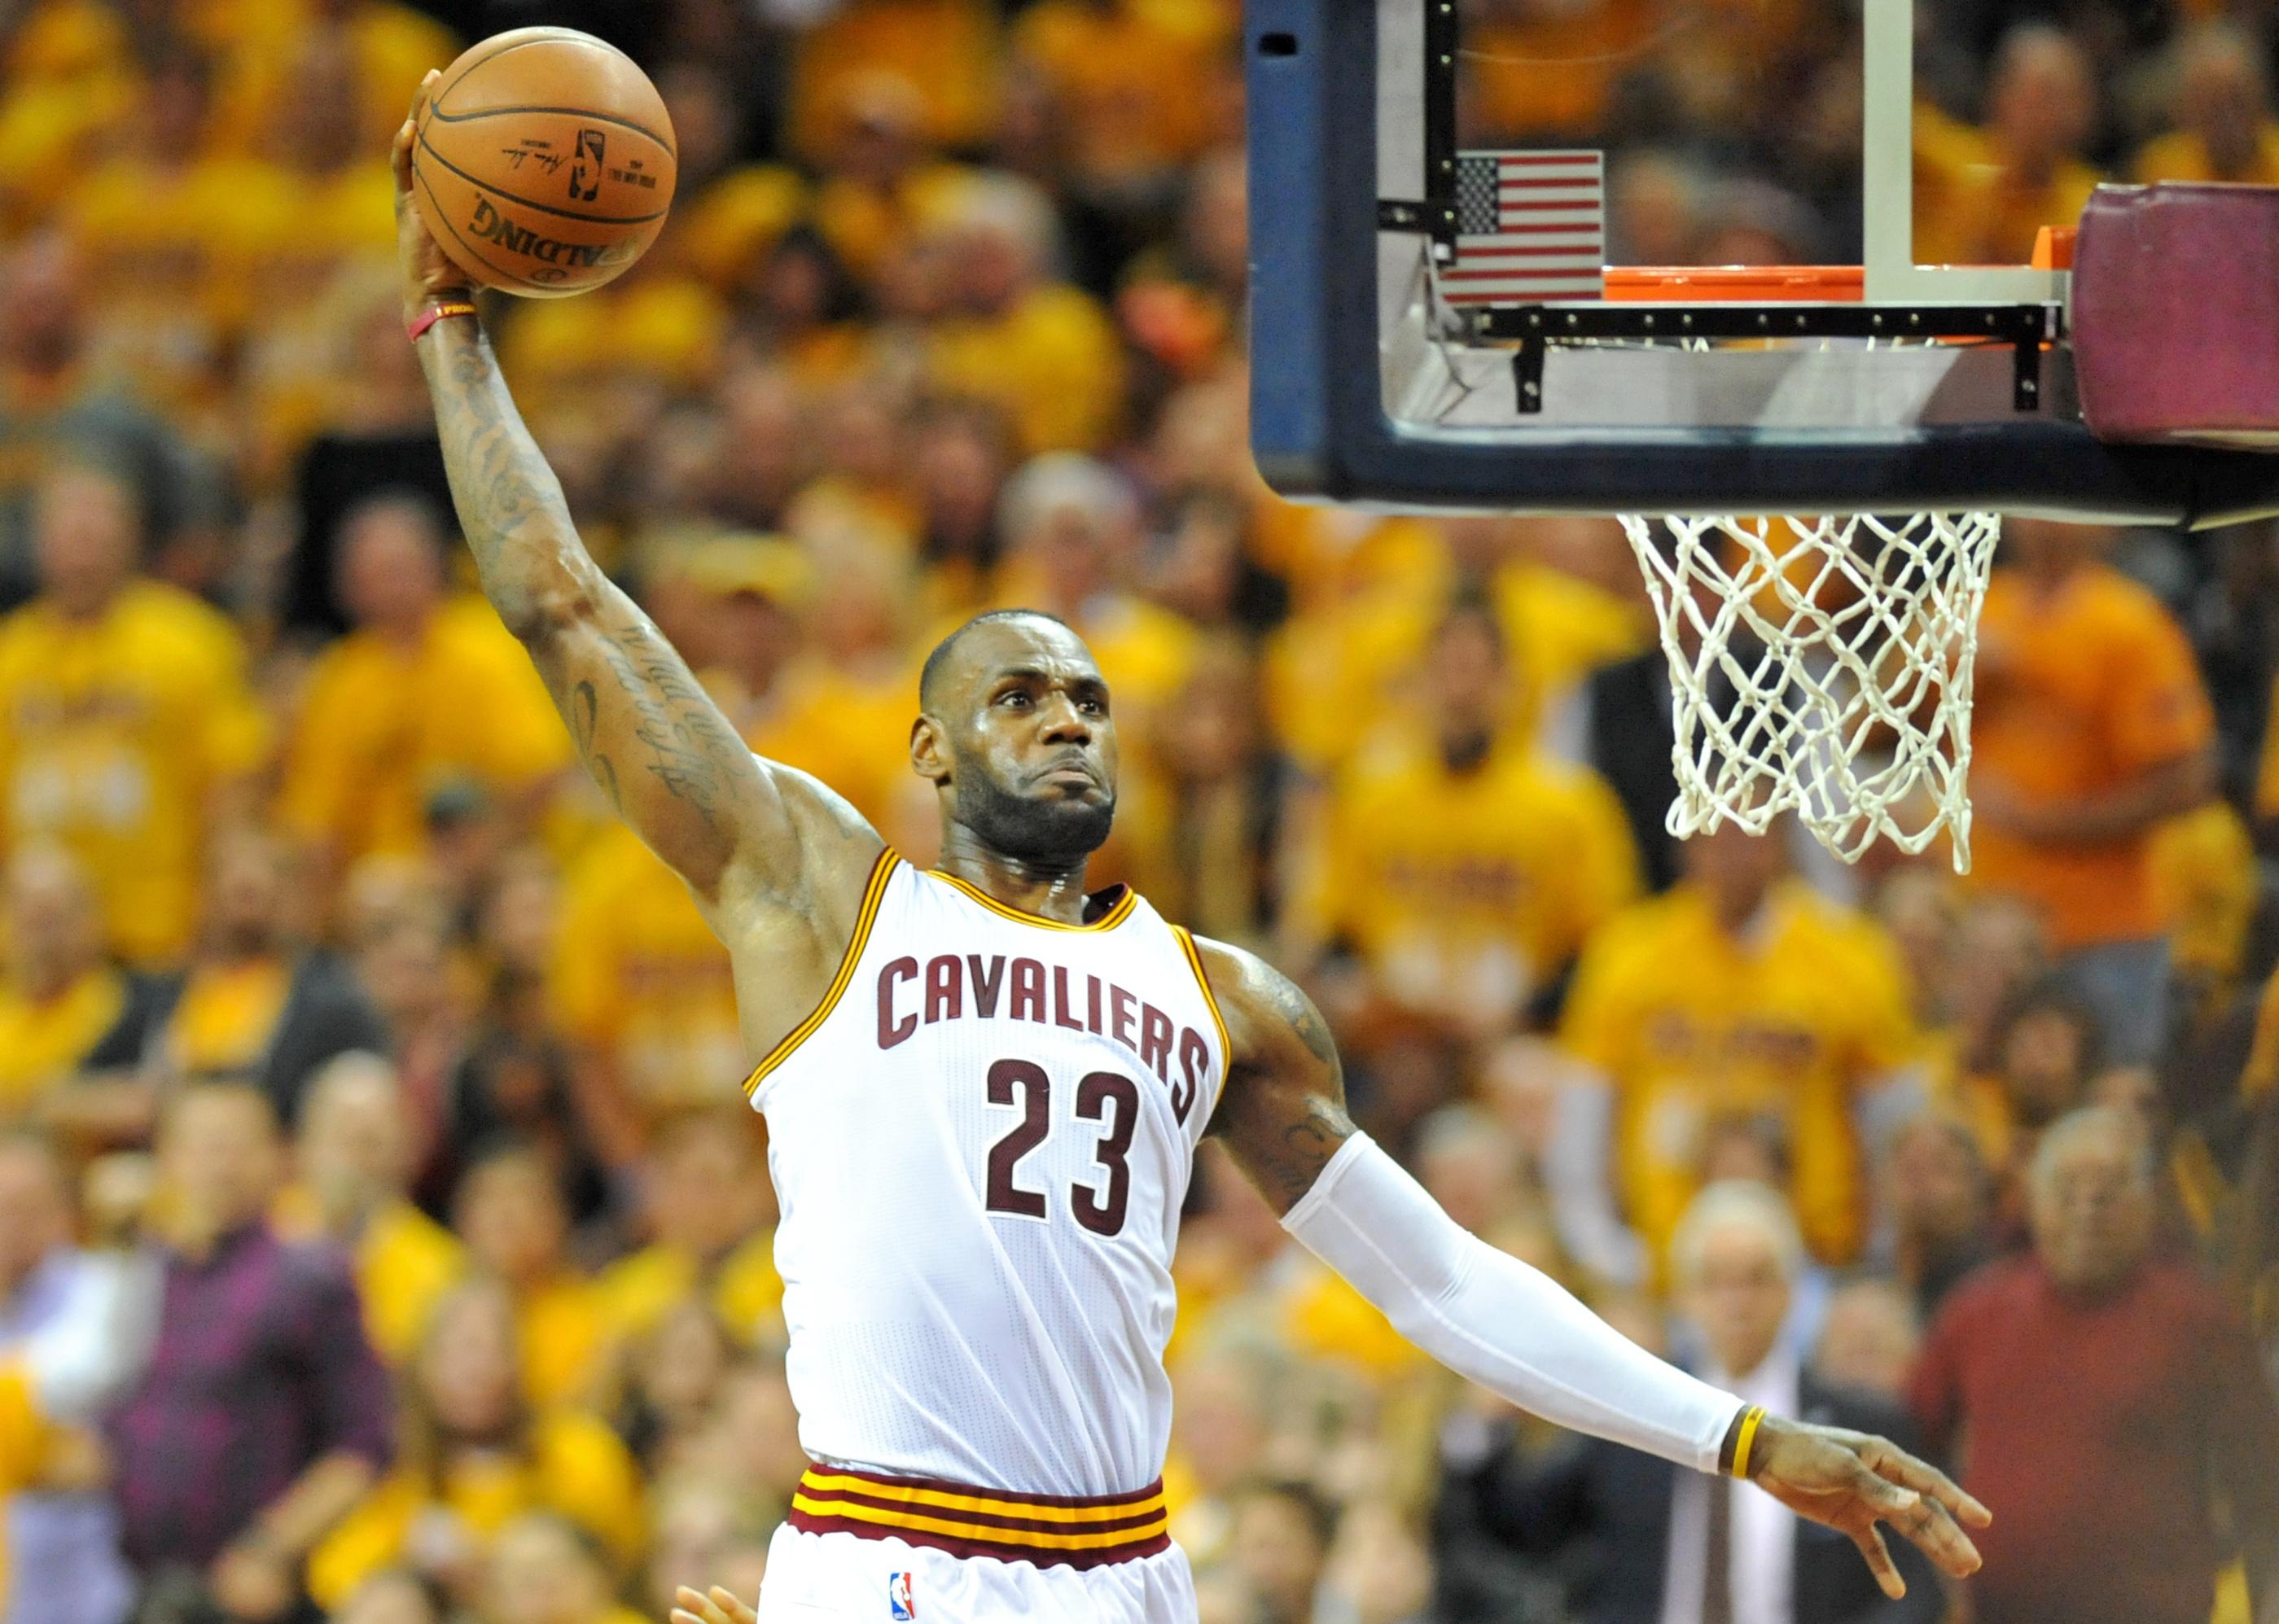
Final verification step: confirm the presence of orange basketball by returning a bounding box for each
[410,28,677,298]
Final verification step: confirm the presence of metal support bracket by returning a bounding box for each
[1479,302,2064,415]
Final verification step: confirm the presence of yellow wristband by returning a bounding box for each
[1730,1404,1766,1479]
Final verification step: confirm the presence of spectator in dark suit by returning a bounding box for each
[1451,1182,1939,1624]
[1909,1105,2279,1624]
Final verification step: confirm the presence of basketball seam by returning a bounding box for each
[415,164,549,292]
[415,129,671,225]
[434,33,581,111]
[426,103,675,155]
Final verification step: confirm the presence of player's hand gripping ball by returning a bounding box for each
[405,28,677,297]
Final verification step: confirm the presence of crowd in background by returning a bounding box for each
[3,1,2279,1623]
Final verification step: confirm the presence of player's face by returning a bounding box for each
[923,619,1119,865]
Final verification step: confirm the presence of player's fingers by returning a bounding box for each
[671,1586,734,1624]
[391,118,414,191]
[1860,1438,1992,1529]
[1849,1521,1906,1600]
[1886,1489,1983,1579]
[708,1586,759,1624]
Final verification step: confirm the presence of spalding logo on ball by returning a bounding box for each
[410,27,679,298]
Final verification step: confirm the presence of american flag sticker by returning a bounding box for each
[1442,151,1606,305]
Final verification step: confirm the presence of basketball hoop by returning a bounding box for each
[1616,511,2001,873]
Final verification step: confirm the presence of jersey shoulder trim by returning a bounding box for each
[923,867,1140,932]
[743,847,900,1098]
[1172,926,1234,1118]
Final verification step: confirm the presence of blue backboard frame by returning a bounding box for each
[1243,0,2279,527]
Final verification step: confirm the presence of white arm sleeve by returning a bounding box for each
[1282,1132,1742,1474]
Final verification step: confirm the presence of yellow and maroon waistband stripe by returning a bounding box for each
[787,1465,1171,1569]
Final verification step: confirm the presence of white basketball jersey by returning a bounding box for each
[747,851,1229,1498]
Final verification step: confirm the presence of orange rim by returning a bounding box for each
[1602,265,1865,303]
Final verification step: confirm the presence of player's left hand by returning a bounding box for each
[1748,1416,1991,1600]
[671,1584,757,1624]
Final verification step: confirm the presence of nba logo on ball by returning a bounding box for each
[887,1572,915,1619]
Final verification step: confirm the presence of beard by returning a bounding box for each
[955,762,1117,866]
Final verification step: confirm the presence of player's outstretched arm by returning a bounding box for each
[1194,937,1990,1601]
[390,77,878,916]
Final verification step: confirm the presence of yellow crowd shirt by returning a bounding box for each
[2132,126,2279,187]
[1970,565,2215,950]
[0,966,128,1115]
[517,1274,615,1415]
[1560,881,1918,1269]
[550,824,747,1118]
[1012,0,1227,180]
[278,597,569,866]
[788,0,1001,160]
[593,1236,785,1348]
[0,1365,50,1604]
[307,1407,644,1610]
[273,1186,468,1365]
[156,956,291,1079]
[927,282,1127,454]
[1305,736,1639,1018]
[0,581,269,964]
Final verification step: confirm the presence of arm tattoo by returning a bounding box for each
[591,627,742,829]
[419,323,756,841]
[423,326,568,632]
[568,682,621,812]
[1214,948,1358,1211]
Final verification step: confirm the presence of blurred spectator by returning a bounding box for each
[0,846,163,1120]
[476,1508,644,1624]
[616,1301,738,1480]
[0,1130,142,1624]
[924,178,1126,453]
[306,1277,643,1613]
[1131,637,1289,951]
[111,1081,393,1622]
[1881,1114,1998,1320]
[135,829,391,1132]
[440,853,615,1219]
[278,494,568,886]
[1808,1277,1922,1403]
[790,1,1000,164]
[592,1107,779,1350]
[2132,24,2279,185]
[1969,519,2217,1066]
[0,234,226,611]
[1457,1183,1935,1624]
[639,1477,770,1621]
[277,1053,467,1366]
[1293,596,1638,1044]
[451,1140,613,1412]
[0,460,266,965]
[281,282,457,642]
[1556,820,1921,1278]
[1227,1478,1337,1624]
[1919,26,2105,265]
[1910,1106,2279,1624]
[677,1358,807,1523]
[910,397,1015,617]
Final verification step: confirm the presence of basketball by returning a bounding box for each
[410,28,677,298]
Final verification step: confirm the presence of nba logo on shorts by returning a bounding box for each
[887,1573,915,1620]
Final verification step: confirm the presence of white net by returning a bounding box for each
[1616,512,2002,873]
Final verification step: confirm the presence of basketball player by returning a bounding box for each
[391,78,1987,1624]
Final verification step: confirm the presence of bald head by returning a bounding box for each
[918,609,1075,714]
[2029,1106,2156,1295]
[909,610,1118,869]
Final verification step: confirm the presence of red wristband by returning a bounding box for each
[407,300,479,343]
